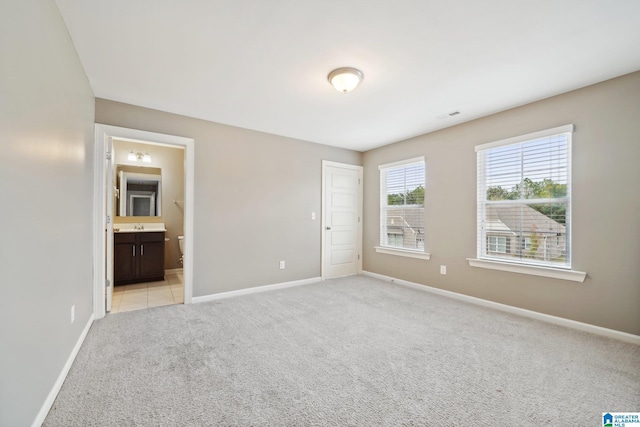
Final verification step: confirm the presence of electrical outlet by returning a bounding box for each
[279,260,285,269]
[311,212,316,220]
[71,305,75,323]
[440,265,447,275]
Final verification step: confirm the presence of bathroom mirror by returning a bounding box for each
[116,165,162,217]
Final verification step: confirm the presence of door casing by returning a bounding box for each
[93,124,195,319]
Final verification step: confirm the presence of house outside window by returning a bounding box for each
[476,125,573,268]
[379,157,425,252]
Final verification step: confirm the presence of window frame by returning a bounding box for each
[469,124,586,282]
[375,157,430,260]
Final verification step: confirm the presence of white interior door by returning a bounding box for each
[105,137,114,312]
[322,161,363,279]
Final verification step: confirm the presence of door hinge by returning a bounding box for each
[358,216,361,223]
[105,151,112,160]
[358,254,360,260]
[105,279,111,288]
[358,178,361,185]
[106,215,111,224]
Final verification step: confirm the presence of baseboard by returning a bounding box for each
[362,271,640,345]
[165,268,183,275]
[192,277,322,304]
[32,313,95,427]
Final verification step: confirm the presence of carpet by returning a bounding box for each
[44,275,640,426]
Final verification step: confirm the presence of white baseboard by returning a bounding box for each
[362,271,640,345]
[165,268,184,275]
[192,277,322,304]
[32,314,95,427]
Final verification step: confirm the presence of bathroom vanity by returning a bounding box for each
[113,165,167,285]
[114,229,165,285]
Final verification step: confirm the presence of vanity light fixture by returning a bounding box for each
[128,149,152,163]
[328,67,364,93]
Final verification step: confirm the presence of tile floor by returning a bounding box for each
[111,271,184,313]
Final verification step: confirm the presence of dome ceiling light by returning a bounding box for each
[327,67,364,93]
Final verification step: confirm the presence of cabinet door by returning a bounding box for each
[139,241,165,280]
[114,243,137,283]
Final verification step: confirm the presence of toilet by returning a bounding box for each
[178,235,184,265]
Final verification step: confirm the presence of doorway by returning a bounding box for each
[110,139,184,313]
[321,161,363,279]
[93,124,195,319]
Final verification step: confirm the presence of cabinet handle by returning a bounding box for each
[141,245,144,256]
[133,246,135,257]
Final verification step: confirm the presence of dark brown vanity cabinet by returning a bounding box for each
[114,232,165,285]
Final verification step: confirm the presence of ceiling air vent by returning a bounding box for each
[436,110,461,120]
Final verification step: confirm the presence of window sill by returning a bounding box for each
[375,246,431,260]
[467,258,586,282]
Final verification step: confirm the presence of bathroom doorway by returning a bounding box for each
[93,125,195,319]
[110,139,185,313]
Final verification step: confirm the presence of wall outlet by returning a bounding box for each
[279,260,285,269]
[71,305,75,323]
[440,265,447,275]
[311,212,316,220]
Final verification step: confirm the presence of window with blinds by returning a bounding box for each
[476,125,573,268]
[379,157,425,251]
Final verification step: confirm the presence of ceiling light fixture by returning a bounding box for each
[128,149,152,163]
[328,67,364,93]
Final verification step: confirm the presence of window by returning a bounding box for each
[379,157,425,253]
[387,233,403,247]
[488,236,507,253]
[476,125,573,269]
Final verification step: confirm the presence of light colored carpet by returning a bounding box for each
[44,275,639,426]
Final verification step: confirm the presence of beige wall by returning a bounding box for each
[96,99,362,296]
[0,0,95,425]
[3,3,635,425]
[363,72,640,335]
[113,140,185,269]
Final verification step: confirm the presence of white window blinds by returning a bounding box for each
[379,157,425,251]
[476,125,573,268]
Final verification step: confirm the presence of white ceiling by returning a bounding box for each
[55,0,640,152]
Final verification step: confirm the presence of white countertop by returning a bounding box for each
[113,223,166,233]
